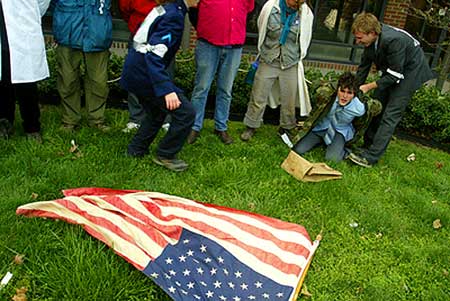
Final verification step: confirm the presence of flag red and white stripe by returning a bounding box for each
[17,187,319,300]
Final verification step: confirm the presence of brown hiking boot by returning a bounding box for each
[214,130,233,144]
[187,130,200,144]
[240,127,256,141]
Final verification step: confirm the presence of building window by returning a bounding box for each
[245,0,388,64]
[404,0,447,68]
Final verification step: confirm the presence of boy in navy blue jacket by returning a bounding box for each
[121,0,198,172]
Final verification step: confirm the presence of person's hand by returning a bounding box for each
[359,82,377,94]
[164,92,181,111]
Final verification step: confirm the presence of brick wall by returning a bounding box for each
[383,0,409,28]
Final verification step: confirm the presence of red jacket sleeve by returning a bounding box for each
[119,0,132,22]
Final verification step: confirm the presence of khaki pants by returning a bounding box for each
[243,62,298,129]
[56,46,109,125]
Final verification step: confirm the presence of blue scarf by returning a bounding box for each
[279,0,298,45]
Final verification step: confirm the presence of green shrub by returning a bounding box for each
[37,46,450,143]
[400,86,450,143]
[173,50,196,98]
[37,46,58,103]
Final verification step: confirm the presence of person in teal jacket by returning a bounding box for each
[293,72,365,162]
[51,0,112,130]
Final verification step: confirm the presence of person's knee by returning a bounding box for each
[293,143,308,155]
[325,152,343,162]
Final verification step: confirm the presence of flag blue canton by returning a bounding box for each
[143,229,294,300]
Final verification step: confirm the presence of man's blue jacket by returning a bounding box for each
[51,0,113,52]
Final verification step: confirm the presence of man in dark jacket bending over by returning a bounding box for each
[348,13,433,168]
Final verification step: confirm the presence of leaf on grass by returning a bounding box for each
[13,254,25,265]
[69,140,78,153]
[12,287,28,301]
[349,222,358,228]
[443,269,449,277]
[301,284,312,298]
[247,202,256,210]
[432,219,442,229]
[68,140,83,158]
[435,162,443,169]
[375,232,383,239]
[403,283,411,293]
[315,231,323,242]
[406,153,416,162]
[30,193,38,200]
[432,199,438,205]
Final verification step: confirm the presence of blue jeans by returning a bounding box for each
[191,39,242,132]
[293,130,347,162]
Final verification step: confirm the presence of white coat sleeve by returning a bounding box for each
[38,0,51,17]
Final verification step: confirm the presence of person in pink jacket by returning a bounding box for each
[187,0,254,145]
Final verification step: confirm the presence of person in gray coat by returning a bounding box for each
[348,13,433,168]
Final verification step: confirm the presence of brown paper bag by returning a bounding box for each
[281,151,342,182]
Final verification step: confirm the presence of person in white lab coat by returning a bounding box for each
[0,0,50,143]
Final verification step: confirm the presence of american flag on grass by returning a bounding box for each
[16,187,319,300]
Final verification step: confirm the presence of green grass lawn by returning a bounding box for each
[1,105,449,300]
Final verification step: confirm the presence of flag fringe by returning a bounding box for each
[291,238,320,300]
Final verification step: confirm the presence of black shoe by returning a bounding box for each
[348,152,373,168]
[187,130,200,144]
[153,156,189,172]
[0,119,13,139]
[240,127,256,141]
[214,130,233,144]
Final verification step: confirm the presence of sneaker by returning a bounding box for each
[214,130,233,144]
[26,132,43,144]
[122,122,140,133]
[153,156,188,172]
[187,130,200,144]
[240,127,256,141]
[348,152,373,168]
